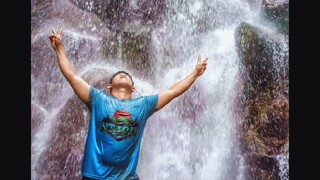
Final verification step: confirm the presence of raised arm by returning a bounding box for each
[49,28,90,104]
[157,55,208,110]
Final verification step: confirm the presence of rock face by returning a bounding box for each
[34,96,89,180]
[31,103,47,140]
[68,0,166,32]
[235,22,288,92]
[260,0,289,34]
[234,2,289,177]
[246,154,281,180]
[120,31,154,79]
[34,68,112,179]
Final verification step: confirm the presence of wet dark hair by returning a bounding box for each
[109,70,134,86]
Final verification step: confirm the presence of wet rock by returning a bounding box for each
[243,96,289,156]
[31,0,54,32]
[34,68,112,179]
[121,31,153,79]
[235,22,288,93]
[260,0,289,34]
[245,154,280,180]
[68,0,165,32]
[31,102,47,139]
[234,20,289,178]
[31,31,105,109]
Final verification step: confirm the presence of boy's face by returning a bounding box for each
[111,73,134,87]
[108,73,135,94]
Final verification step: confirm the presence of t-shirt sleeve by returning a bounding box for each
[144,94,159,117]
[88,86,104,111]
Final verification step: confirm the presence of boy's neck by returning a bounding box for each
[111,88,132,100]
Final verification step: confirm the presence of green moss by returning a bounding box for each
[240,26,256,51]
[235,23,259,66]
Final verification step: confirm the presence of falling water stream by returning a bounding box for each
[138,1,253,179]
[31,0,288,179]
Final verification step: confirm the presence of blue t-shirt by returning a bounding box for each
[82,87,159,179]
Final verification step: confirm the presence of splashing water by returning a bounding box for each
[276,152,289,180]
[138,0,256,179]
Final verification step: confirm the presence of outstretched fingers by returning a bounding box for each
[52,28,57,35]
[49,27,63,40]
[197,55,208,64]
[200,57,208,66]
[198,55,201,63]
[59,28,63,36]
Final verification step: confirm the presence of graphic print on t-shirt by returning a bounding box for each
[100,110,138,141]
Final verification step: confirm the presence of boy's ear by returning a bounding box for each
[131,86,135,93]
[107,84,112,90]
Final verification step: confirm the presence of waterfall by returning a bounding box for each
[31,0,288,179]
[138,0,256,179]
[276,152,289,180]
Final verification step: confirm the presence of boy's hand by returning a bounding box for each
[195,55,208,77]
[49,28,63,51]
